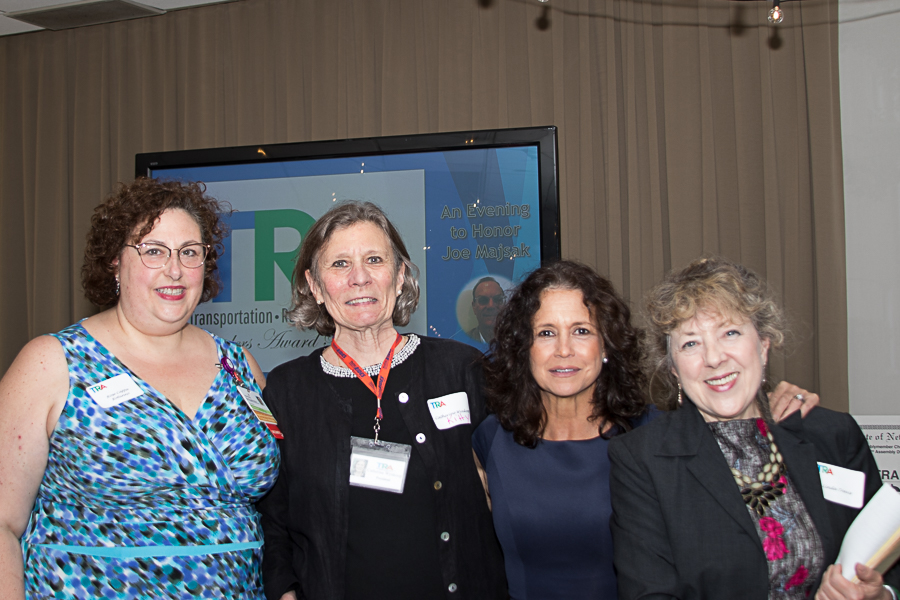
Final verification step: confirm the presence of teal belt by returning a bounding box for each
[36,541,261,558]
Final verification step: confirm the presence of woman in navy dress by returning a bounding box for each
[472,260,820,600]
[472,261,649,599]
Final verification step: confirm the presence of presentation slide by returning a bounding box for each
[154,146,543,372]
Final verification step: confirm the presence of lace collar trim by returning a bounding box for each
[320,334,420,377]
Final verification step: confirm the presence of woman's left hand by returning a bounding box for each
[769,381,820,422]
[815,563,891,600]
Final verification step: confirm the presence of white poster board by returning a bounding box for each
[853,416,900,484]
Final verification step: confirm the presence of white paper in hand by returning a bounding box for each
[836,484,900,581]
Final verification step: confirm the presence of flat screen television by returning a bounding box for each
[136,126,560,371]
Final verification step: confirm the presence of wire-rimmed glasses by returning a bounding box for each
[125,242,210,269]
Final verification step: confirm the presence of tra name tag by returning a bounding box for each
[427,392,471,430]
[818,462,866,508]
[86,374,144,408]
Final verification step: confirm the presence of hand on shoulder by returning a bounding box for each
[769,381,820,422]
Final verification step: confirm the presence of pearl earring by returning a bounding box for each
[602,356,608,363]
[677,383,683,405]
[115,275,120,296]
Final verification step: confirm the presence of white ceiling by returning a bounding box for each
[0,0,235,36]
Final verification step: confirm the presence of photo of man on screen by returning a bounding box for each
[467,277,506,344]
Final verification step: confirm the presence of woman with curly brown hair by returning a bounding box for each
[471,260,650,599]
[0,177,279,599]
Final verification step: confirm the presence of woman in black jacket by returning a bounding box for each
[257,201,505,600]
[610,257,892,600]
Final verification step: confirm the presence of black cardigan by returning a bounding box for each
[609,402,885,600]
[257,336,507,600]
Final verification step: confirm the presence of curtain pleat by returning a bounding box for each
[0,0,848,409]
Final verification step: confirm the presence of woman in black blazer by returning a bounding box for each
[609,257,893,600]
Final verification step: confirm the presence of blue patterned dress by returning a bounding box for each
[21,323,280,598]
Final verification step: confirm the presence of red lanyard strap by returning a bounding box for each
[331,333,403,440]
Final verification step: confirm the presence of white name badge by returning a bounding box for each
[818,462,866,508]
[236,386,271,416]
[349,436,411,494]
[426,391,471,430]
[86,374,144,408]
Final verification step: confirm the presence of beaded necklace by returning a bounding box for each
[730,419,787,517]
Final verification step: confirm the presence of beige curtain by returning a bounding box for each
[0,0,848,409]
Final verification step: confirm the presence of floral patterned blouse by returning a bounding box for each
[708,419,825,599]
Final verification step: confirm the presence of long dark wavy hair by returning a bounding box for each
[483,260,648,448]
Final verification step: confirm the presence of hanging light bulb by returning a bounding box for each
[768,0,784,24]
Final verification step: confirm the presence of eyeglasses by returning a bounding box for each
[126,242,209,269]
[475,294,505,306]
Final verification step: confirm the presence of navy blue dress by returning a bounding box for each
[472,411,654,600]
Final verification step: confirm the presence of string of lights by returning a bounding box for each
[486,0,900,29]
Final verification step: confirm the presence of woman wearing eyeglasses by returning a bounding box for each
[0,178,279,599]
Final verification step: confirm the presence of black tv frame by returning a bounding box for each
[135,126,561,261]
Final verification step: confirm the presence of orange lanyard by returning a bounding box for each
[331,333,402,441]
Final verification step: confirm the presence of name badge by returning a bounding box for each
[426,392,471,430]
[86,374,144,408]
[818,462,866,508]
[349,436,411,494]
[236,386,284,440]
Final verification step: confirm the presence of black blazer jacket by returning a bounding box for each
[608,403,883,600]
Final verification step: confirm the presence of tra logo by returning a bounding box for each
[88,384,107,393]
[428,400,447,409]
[216,209,316,303]
[818,465,834,475]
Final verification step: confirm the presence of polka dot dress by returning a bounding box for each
[21,323,280,598]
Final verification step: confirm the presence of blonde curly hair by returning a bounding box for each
[644,257,786,409]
